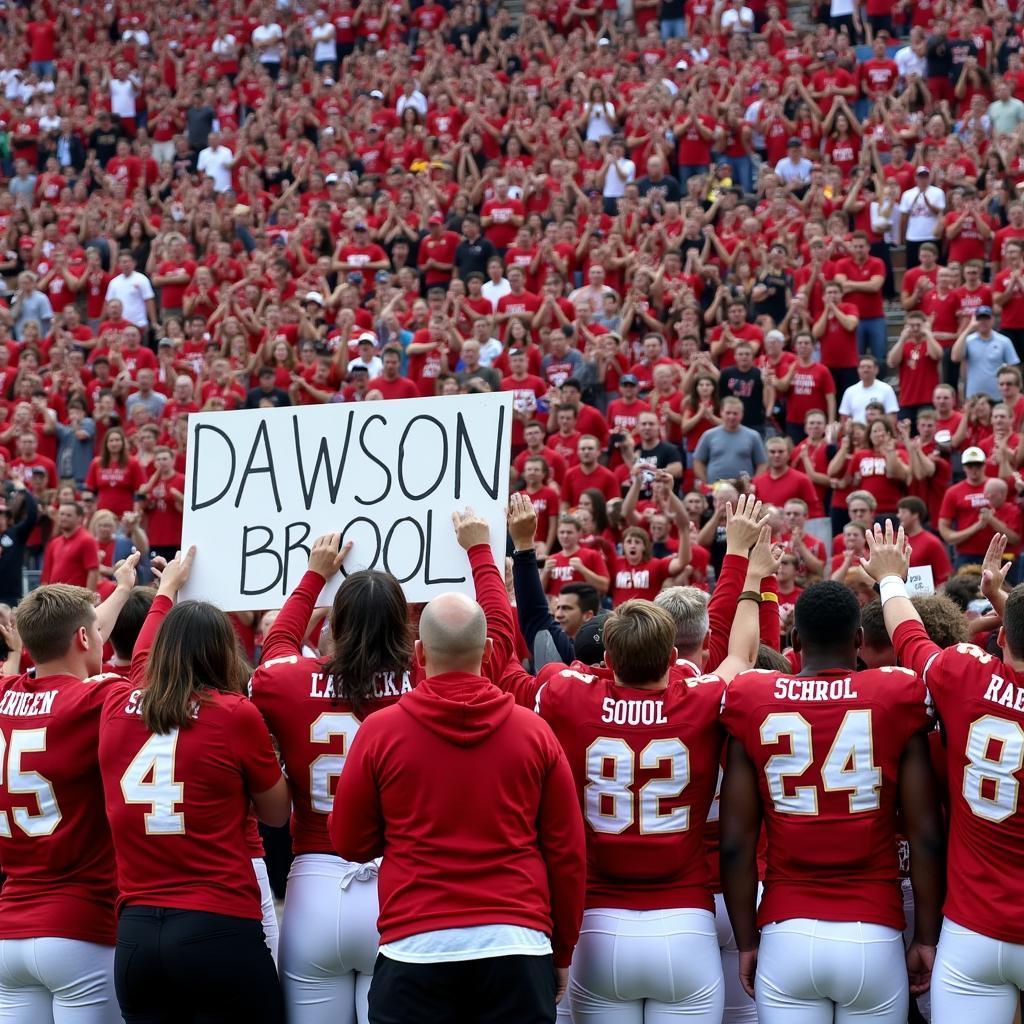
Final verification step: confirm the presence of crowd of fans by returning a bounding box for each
[3,0,1024,646]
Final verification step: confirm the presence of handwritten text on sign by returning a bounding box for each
[180,393,512,609]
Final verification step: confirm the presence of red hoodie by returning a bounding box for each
[329,672,586,967]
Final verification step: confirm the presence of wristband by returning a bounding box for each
[879,575,908,606]
[760,591,779,604]
[738,590,763,604]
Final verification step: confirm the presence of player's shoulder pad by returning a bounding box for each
[85,671,131,687]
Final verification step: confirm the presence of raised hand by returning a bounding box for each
[307,533,352,580]
[980,532,1011,605]
[507,492,538,551]
[747,524,784,580]
[112,550,142,591]
[858,521,910,582]
[156,545,196,597]
[452,506,491,550]
[725,493,770,555]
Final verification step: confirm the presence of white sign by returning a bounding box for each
[180,393,512,609]
[907,566,935,597]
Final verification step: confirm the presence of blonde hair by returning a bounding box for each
[16,584,95,663]
[603,600,676,685]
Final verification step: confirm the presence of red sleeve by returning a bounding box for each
[706,553,747,668]
[892,618,943,682]
[130,593,173,684]
[260,569,324,664]
[131,460,145,489]
[586,546,609,579]
[537,739,587,967]
[82,535,100,573]
[40,541,52,584]
[231,699,285,794]
[759,575,781,652]
[85,459,97,491]
[468,543,519,688]
[329,721,385,862]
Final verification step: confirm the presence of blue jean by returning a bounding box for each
[30,60,55,80]
[660,17,687,38]
[725,155,753,193]
[679,163,708,185]
[857,317,887,365]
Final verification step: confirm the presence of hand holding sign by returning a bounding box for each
[157,546,197,600]
[307,534,353,581]
[452,507,490,551]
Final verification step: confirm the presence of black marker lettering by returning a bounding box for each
[397,415,448,500]
[355,415,392,505]
[240,526,283,595]
[455,406,505,500]
[293,411,354,511]
[191,424,236,511]
[423,509,466,585]
[382,517,426,583]
[235,421,283,513]
[282,521,312,593]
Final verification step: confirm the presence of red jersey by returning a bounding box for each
[545,546,609,595]
[563,463,620,506]
[537,668,725,910]
[141,472,185,548]
[0,672,118,945]
[817,302,860,368]
[519,485,560,543]
[785,363,835,425]
[249,570,413,856]
[99,597,283,918]
[895,624,1024,944]
[897,340,941,407]
[513,445,568,486]
[85,457,146,517]
[722,665,931,929]
[938,480,990,556]
[849,448,908,512]
[611,556,675,605]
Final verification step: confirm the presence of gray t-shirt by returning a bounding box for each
[963,330,1020,400]
[694,425,767,483]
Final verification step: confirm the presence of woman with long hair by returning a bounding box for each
[98,549,290,1022]
[249,516,513,1024]
[85,427,145,518]
[826,420,870,536]
[681,373,722,454]
[847,418,911,518]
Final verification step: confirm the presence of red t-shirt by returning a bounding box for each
[849,448,908,512]
[545,546,609,595]
[141,472,185,548]
[994,269,1024,330]
[85,458,145,517]
[938,480,991,556]
[41,527,100,587]
[897,340,941,407]
[818,302,860,368]
[611,556,675,605]
[513,445,568,486]
[367,375,420,400]
[0,672,118,945]
[834,256,886,320]
[722,665,930,930]
[563,464,620,507]
[519,485,561,543]
[785,363,835,425]
[751,467,823,518]
[481,197,525,250]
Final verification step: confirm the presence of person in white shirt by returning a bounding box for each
[598,137,635,207]
[251,18,284,78]
[838,355,900,426]
[895,27,927,84]
[396,80,428,118]
[898,166,946,269]
[309,10,337,73]
[481,258,511,309]
[720,0,754,34]
[106,63,139,125]
[774,138,813,188]
[197,132,236,193]
[104,253,157,332]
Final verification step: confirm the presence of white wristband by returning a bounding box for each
[879,575,909,606]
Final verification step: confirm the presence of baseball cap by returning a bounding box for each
[370,90,384,99]
[353,222,368,231]
[976,305,993,317]
[325,173,339,184]
[158,337,174,348]
[574,612,609,666]
[787,137,801,147]
[916,165,930,175]
[258,366,276,378]
[962,446,986,464]
[428,212,444,224]
[304,291,325,305]
[508,348,527,358]
[620,374,639,386]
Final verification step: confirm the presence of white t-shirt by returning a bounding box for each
[895,45,926,81]
[482,278,511,310]
[105,272,156,328]
[252,23,283,63]
[775,157,813,184]
[197,145,235,192]
[311,22,337,61]
[109,78,137,118]
[898,185,946,242]
[838,379,900,422]
[721,7,754,32]
[603,157,636,198]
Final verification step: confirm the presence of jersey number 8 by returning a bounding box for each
[963,715,1024,823]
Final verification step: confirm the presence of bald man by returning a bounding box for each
[331,510,586,1024]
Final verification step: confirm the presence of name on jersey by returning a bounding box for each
[309,670,413,699]
[773,677,859,701]
[984,674,1024,712]
[601,697,668,726]
[123,688,200,719]
[0,688,56,717]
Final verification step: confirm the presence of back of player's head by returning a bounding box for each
[109,587,156,661]
[912,595,968,650]
[1003,586,1024,660]
[794,582,861,653]
[327,569,413,707]
[142,601,248,734]
[756,644,791,672]
[860,600,890,652]
[417,593,487,673]
[603,600,676,686]
[16,584,95,663]
[562,582,600,615]
[654,586,709,653]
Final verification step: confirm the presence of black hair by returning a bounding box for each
[860,599,891,652]
[560,582,601,616]
[794,581,862,650]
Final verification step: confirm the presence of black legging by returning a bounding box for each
[115,906,284,1023]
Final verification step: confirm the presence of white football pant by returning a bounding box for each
[253,856,279,962]
[567,907,725,1022]
[0,937,118,1023]
[932,919,1024,1024]
[756,919,908,1023]
[715,892,759,1023]
[279,853,379,1024]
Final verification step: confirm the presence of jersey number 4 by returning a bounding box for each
[761,710,881,815]
[121,731,185,835]
[585,736,690,834]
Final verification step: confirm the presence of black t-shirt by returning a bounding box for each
[926,35,952,78]
[635,442,685,498]
[455,237,497,278]
[245,386,291,409]
[753,271,792,324]
[719,368,765,429]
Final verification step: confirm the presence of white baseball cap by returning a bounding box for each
[962,446,986,464]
